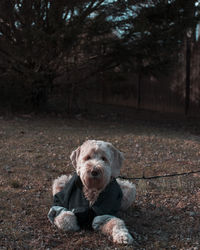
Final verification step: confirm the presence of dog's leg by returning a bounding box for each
[54,210,80,231]
[117,179,136,211]
[92,215,134,245]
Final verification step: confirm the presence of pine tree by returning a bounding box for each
[111,0,199,110]
[0,0,115,111]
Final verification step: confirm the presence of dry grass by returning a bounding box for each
[0,112,200,249]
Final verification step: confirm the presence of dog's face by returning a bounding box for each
[70,140,124,190]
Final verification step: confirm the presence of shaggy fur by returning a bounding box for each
[52,174,72,196]
[116,178,136,211]
[49,140,136,245]
[54,210,80,231]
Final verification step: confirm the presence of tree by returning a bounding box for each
[110,0,199,110]
[184,0,196,115]
[1,0,199,114]
[0,0,117,111]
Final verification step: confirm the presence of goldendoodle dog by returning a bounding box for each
[48,140,136,245]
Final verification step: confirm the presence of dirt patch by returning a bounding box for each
[0,113,200,249]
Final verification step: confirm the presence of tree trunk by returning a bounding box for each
[185,36,191,116]
[137,72,142,109]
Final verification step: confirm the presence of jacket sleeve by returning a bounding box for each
[47,205,68,223]
[48,174,78,224]
[47,190,67,224]
[52,174,77,207]
[53,190,65,207]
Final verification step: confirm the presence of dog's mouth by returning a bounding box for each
[82,168,108,190]
[84,177,103,190]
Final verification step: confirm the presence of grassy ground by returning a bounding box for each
[0,111,200,249]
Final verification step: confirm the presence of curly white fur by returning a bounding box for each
[50,140,136,245]
[54,210,80,231]
[116,179,136,211]
[52,174,72,196]
[111,219,133,244]
[92,215,134,244]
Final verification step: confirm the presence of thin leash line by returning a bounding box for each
[119,169,200,180]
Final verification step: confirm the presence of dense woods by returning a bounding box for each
[0,0,199,114]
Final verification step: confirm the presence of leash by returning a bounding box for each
[119,169,200,180]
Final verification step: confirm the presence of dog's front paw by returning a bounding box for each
[54,211,80,231]
[113,229,134,245]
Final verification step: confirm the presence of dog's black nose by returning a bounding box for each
[91,170,99,177]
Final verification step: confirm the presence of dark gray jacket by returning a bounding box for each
[52,173,122,228]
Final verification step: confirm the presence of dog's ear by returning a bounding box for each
[70,146,81,169]
[109,144,124,178]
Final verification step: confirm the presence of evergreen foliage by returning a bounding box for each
[0,0,115,110]
[112,0,199,76]
[0,0,199,112]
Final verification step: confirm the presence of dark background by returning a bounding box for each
[0,0,199,117]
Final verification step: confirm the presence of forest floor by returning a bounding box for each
[0,109,200,249]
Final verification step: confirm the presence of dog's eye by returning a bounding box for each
[101,156,107,162]
[85,155,91,161]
